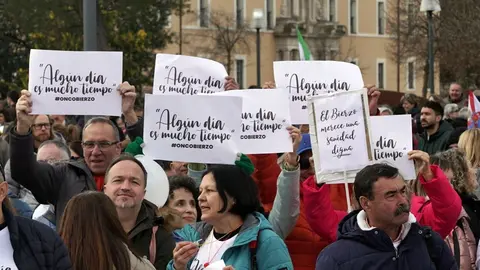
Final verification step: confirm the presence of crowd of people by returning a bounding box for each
[0,79,479,270]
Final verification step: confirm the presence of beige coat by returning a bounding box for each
[128,249,156,270]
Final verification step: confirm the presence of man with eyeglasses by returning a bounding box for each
[7,81,142,228]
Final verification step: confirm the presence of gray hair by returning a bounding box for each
[38,140,71,161]
[379,105,393,115]
[443,103,459,119]
[458,107,472,120]
[82,117,120,141]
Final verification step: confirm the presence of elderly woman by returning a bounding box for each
[167,165,293,270]
[444,103,460,120]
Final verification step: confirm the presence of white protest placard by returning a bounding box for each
[371,115,416,180]
[28,49,122,116]
[310,89,372,179]
[213,89,293,154]
[274,61,364,124]
[142,94,242,164]
[153,54,228,95]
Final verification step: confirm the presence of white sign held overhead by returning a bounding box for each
[309,89,373,182]
[142,94,242,165]
[28,49,123,116]
[213,89,293,154]
[274,61,364,124]
[371,115,416,180]
[153,54,228,95]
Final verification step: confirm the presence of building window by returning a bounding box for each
[236,0,244,27]
[377,1,385,35]
[377,61,385,89]
[277,50,284,61]
[266,0,274,29]
[407,59,416,90]
[349,0,357,34]
[407,0,415,31]
[199,0,209,27]
[236,58,245,89]
[290,0,295,17]
[290,49,299,61]
[329,0,336,21]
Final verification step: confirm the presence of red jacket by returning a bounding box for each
[302,165,462,242]
[248,154,327,270]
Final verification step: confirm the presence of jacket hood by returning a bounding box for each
[337,210,417,252]
[193,212,273,247]
[423,120,453,140]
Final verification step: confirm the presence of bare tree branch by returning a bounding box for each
[387,0,480,92]
[185,10,251,74]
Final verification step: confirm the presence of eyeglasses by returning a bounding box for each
[31,123,51,130]
[82,141,118,149]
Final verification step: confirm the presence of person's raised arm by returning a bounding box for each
[302,157,348,243]
[366,84,381,116]
[408,150,462,239]
[268,126,301,239]
[120,82,144,141]
[10,90,65,205]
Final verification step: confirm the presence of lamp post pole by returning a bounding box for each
[252,9,264,88]
[83,0,97,51]
[421,0,440,96]
[256,28,261,87]
[427,10,434,95]
[83,0,99,124]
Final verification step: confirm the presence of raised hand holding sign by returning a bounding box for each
[16,90,34,135]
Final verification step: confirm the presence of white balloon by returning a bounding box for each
[135,155,170,208]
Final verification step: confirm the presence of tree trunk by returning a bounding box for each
[227,50,232,75]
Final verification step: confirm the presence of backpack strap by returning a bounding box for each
[249,231,260,270]
[452,228,461,268]
[250,228,275,270]
[422,227,441,269]
[149,226,158,265]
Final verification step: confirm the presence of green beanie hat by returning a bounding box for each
[234,153,255,176]
[124,137,144,156]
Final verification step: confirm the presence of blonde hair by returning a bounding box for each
[458,129,480,168]
[410,176,427,197]
[430,149,477,195]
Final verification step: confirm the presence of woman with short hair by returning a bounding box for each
[167,165,293,270]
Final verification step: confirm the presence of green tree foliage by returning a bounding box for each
[0,0,186,93]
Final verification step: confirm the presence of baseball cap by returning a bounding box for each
[297,134,312,155]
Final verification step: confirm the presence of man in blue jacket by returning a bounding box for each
[316,159,457,270]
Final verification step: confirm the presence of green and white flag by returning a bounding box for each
[296,25,313,61]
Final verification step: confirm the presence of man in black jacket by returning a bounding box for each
[418,101,454,155]
[104,154,175,270]
[0,165,71,269]
[9,82,142,226]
